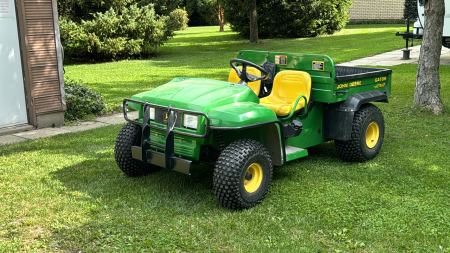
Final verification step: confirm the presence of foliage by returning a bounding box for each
[136,0,184,16]
[183,0,220,26]
[168,8,189,31]
[196,0,220,25]
[59,4,188,60]
[222,0,353,38]
[64,77,106,121]
[58,0,183,21]
[57,0,131,22]
[404,0,418,20]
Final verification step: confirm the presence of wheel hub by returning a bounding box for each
[365,122,380,148]
[244,163,263,193]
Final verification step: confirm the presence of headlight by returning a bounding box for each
[149,107,155,120]
[183,114,198,130]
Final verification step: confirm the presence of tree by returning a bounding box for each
[249,0,258,43]
[215,0,225,32]
[223,0,352,39]
[414,0,445,114]
[194,0,225,30]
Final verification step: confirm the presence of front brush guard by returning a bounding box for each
[122,99,210,174]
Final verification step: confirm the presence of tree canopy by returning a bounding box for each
[222,0,352,39]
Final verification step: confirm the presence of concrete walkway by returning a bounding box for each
[0,111,138,145]
[340,45,450,66]
[1,45,450,145]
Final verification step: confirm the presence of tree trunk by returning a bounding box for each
[414,0,445,114]
[249,0,259,43]
[216,1,225,32]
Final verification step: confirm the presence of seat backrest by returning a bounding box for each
[272,70,312,104]
[228,67,262,96]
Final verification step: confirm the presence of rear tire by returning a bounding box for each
[335,104,385,162]
[114,122,157,177]
[213,139,273,210]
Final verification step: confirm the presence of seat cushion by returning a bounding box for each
[260,96,306,116]
[228,67,262,95]
[259,70,311,117]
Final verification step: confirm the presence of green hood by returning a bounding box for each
[129,77,277,127]
[130,77,259,113]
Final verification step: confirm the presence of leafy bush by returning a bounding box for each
[64,77,106,121]
[59,4,188,60]
[58,0,184,22]
[404,0,418,20]
[223,0,352,38]
[168,8,189,30]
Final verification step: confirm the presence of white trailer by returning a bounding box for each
[416,0,450,48]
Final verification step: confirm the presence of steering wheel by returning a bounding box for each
[229,59,269,85]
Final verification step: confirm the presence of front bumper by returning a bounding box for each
[123,99,210,175]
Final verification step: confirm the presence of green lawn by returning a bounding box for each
[2,25,450,252]
[65,24,409,112]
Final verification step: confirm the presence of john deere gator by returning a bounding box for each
[114,50,392,210]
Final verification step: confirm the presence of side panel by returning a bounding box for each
[333,73,391,103]
[285,103,328,149]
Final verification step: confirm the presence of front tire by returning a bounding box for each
[213,139,273,210]
[335,104,385,162]
[114,122,157,177]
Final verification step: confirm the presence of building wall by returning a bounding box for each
[350,0,405,20]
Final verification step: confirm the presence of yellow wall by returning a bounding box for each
[350,0,405,20]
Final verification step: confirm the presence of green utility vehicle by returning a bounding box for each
[115,50,392,210]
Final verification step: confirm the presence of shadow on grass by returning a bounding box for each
[49,156,217,211]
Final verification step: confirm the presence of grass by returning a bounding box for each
[64,24,410,112]
[2,25,450,252]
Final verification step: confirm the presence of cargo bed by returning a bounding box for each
[334,65,392,81]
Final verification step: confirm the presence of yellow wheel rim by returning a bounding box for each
[365,122,380,149]
[244,163,263,193]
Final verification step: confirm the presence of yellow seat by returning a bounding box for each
[259,70,311,117]
[228,67,262,95]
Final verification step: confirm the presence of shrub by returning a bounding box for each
[64,77,106,121]
[59,4,188,60]
[223,0,352,38]
[404,0,418,20]
[169,8,189,30]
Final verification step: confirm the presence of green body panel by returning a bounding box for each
[334,75,391,102]
[129,77,259,112]
[284,103,328,149]
[149,129,203,161]
[208,102,277,127]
